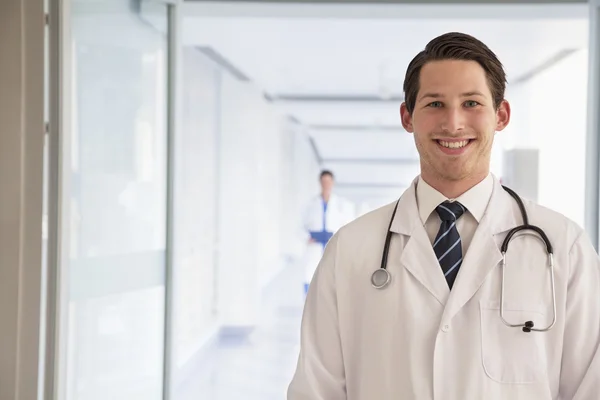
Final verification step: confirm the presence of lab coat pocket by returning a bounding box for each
[479,301,547,384]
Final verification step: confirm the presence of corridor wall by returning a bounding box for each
[173,47,320,384]
[498,48,588,228]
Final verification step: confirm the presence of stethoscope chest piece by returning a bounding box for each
[371,268,391,289]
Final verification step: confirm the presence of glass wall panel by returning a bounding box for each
[60,1,169,399]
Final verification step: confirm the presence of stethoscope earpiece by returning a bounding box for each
[522,321,535,333]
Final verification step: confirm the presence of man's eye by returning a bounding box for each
[464,100,479,107]
[428,101,442,108]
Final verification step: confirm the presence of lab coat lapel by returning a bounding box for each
[391,180,450,306]
[442,176,519,321]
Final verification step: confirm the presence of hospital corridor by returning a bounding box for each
[2,0,600,399]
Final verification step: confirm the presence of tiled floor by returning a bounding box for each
[177,264,306,400]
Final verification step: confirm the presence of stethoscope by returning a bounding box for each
[370,185,557,333]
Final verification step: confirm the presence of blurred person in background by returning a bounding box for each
[302,170,356,294]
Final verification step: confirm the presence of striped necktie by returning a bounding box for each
[433,201,466,289]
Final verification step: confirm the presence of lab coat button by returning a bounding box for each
[442,324,450,332]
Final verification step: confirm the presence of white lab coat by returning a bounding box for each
[288,175,600,400]
[303,193,356,283]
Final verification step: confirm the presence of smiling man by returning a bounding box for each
[287,32,600,400]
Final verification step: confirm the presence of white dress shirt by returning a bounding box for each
[416,174,494,256]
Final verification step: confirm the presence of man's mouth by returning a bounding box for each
[436,139,472,149]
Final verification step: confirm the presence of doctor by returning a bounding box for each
[303,170,355,293]
[288,32,600,399]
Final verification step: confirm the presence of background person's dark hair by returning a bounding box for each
[403,32,507,114]
[320,170,334,180]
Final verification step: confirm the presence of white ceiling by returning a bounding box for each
[182,1,589,207]
[183,17,588,96]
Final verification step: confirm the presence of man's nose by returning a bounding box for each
[440,108,466,134]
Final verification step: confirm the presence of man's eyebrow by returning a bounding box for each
[461,91,485,97]
[418,93,443,101]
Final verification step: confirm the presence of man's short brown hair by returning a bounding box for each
[403,32,507,114]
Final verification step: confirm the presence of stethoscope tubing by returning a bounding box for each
[372,185,556,333]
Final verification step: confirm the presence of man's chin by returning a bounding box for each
[436,168,473,182]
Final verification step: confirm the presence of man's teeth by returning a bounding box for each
[438,140,469,149]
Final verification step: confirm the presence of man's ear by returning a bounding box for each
[495,99,511,131]
[400,102,414,133]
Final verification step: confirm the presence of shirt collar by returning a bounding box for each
[416,174,494,225]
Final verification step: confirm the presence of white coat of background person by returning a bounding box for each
[288,32,600,400]
[302,170,355,293]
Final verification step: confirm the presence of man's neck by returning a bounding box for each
[421,172,488,199]
[322,193,331,203]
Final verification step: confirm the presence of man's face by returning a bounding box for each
[320,175,334,193]
[400,60,510,183]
